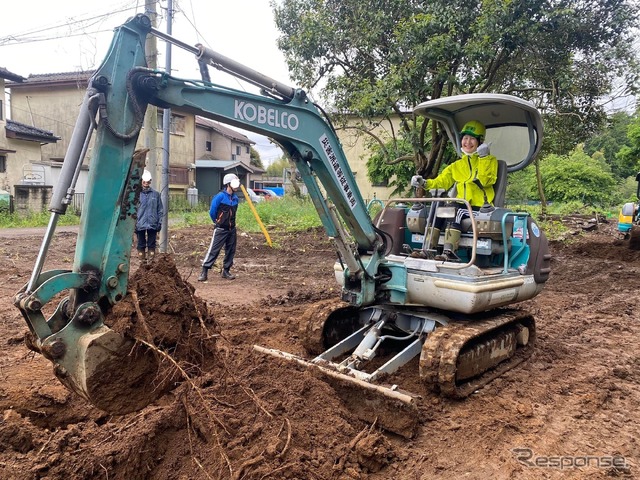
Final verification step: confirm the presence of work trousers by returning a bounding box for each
[136,229,158,251]
[202,227,237,271]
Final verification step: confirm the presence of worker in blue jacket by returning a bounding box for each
[198,173,240,281]
[136,169,163,263]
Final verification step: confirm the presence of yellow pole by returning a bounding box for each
[240,185,272,247]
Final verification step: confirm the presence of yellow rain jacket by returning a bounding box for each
[426,152,498,207]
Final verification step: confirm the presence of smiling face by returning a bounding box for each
[461,134,480,154]
[142,179,151,190]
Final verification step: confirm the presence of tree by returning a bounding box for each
[266,157,290,177]
[614,110,640,180]
[584,110,634,179]
[249,147,265,170]
[265,156,306,197]
[273,0,640,185]
[539,146,616,205]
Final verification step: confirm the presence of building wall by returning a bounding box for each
[13,184,52,215]
[0,77,48,195]
[10,83,196,192]
[195,125,252,165]
[335,115,402,203]
[5,145,47,194]
[10,81,85,162]
[152,109,195,191]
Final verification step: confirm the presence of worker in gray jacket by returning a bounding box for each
[136,169,163,262]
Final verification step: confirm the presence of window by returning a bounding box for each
[205,141,212,152]
[236,146,241,156]
[0,156,6,173]
[246,146,250,154]
[169,166,189,185]
[0,100,3,120]
[157,111,186,135]
[231,154,237,161]
[372,178,389,187]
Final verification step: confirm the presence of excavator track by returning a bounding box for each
[300,298,361,355]
[419,309,535,398]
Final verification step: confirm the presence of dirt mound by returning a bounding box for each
[0,252,387,479]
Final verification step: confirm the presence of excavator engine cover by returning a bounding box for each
[474,207,514,240]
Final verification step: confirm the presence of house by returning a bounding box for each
[6,68,392,213]
[0,67,59,214]
[194,117,259,198]
[7,70,196,198]
[7,71,263,208]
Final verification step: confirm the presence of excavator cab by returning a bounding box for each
[414,93,544,175]
[400,94,545,266]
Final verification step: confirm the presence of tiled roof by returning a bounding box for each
[6,120,59,143]
[195,159,255,173]
[0,67,24,82]
[196,117,254,144]
[7,70,94,88]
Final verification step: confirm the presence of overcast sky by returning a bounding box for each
[0,0,289,164]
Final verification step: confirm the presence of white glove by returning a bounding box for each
[477,142,491,157]
[411,175,425,188]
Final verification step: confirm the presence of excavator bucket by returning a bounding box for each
[42,325,167,414]
[17,254,213,415]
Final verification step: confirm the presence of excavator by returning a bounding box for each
[618,172,640,250]
[14,14,551,438]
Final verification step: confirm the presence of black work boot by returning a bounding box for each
[221,269,236,280]
[197,267,208,282]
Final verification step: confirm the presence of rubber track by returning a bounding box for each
[419,309,536,398]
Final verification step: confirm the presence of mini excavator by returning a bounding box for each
[618,172,640,250]
[14,15,551,437]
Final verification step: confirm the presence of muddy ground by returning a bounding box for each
[0,217,638,479]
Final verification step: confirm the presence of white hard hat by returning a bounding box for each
[223,173,240,189]
[142,170,152,182]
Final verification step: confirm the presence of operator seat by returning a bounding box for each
[447,159,508,209]
[455,159,509,233]
[492,160,508,208]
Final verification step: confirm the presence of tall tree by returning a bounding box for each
[249,147,265,170]
[273,0,640,182]
[584,110,634,179]
[614,110,640,179]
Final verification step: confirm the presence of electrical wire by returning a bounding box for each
[0,1,140,47]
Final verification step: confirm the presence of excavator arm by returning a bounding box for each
[13,14,385,411]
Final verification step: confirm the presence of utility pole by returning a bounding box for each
[159,0,173,253]
[143,0,158,187]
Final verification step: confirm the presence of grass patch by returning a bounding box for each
[0,198,612,245]
[0,210,81,228]
[171,196,322,233]
[236,196,321,232]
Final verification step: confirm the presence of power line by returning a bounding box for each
[0,1,141,47]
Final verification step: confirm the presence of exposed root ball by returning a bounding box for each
[98,254,219,413]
